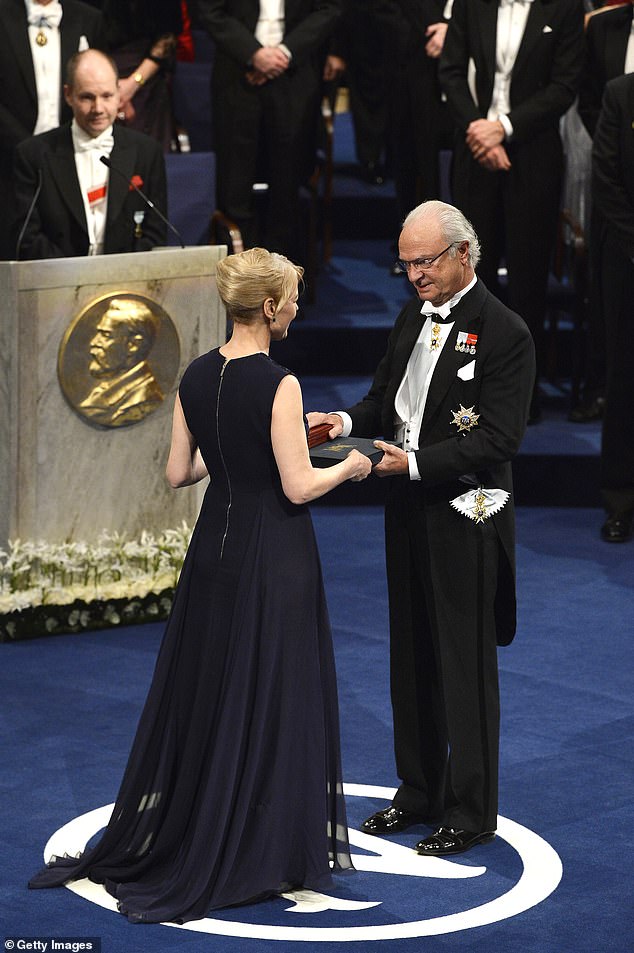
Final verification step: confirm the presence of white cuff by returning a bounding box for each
[498,113,513,141]
[408,451,422,481]
[278,43,292,62]
[332,411,352,437]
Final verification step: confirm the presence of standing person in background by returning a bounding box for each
[377,0,453,277]
[591,71,634,543]
[439,0,584,423]
[569,0,634,423]
[191,0,341,259]
[337,0,391,186]
[0,0,105,257]
[100,0,183,152]
[309,201,535,856]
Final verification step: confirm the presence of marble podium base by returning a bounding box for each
[0,246,226,549]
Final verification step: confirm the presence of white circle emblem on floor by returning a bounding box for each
[43,783,562,941]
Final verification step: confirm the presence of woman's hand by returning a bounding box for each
[346,449,372,482]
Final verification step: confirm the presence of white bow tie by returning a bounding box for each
[75,136,114,154]
[27,1,63,29]
[421,300,453,321]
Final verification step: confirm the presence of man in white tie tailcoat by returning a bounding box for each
[438,0,584,421]
[308,200,535,856]
[10,48,167,259]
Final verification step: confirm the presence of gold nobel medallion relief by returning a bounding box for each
[58,293,180,428]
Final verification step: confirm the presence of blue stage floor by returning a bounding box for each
[1,506,632,953]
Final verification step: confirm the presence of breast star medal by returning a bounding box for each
[450,486,510,522]
[451,404,480,432]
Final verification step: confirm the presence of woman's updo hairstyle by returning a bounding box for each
[215,247,304,324]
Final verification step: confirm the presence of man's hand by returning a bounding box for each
[252,46,290,80]
[245,69,269,86]
[466,119,505,159]
[478,144,511,172]
[372,441,409,476]
[425,22,448,59]
[306,411,344,439]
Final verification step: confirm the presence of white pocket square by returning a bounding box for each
[543,25,553,34]
[457,360,476,381]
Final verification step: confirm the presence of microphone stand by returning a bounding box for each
[99,155,185,249]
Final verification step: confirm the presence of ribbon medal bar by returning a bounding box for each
[455,331,478,354]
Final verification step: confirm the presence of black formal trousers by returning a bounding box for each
[212,64,320,255]
[386,481,500,832]
[592,73,634,513]
[371,0,449,222]
[451,130,563,359]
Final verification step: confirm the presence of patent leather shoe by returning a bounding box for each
[568,395,604,423]
[600,514,632,543]
[415,827,495,856]
[361,806,429,836]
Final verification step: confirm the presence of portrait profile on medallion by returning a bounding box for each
[58,293,180,428]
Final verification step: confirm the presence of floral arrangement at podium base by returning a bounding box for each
[0,525,192,642]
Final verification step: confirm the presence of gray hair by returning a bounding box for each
[403,200,481,269]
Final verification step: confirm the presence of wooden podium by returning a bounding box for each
[0,247,227,549]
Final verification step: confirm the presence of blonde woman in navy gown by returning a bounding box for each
[29,248,371,922]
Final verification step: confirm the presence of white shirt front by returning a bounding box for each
[335,275,478,481]
[488,0,535,135]
[71,120,113,255]
[25,0,62,134]
[625,18,634,75]
[255,0,285,47]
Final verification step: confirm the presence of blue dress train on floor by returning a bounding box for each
[29,349,353,923]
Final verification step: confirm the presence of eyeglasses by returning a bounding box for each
[395,243,456,274]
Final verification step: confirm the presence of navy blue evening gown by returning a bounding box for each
[29,349,353,922]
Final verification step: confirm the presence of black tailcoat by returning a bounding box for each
[578,3,633,138]
[11,123,167,259]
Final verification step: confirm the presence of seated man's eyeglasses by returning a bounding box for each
[396,243,457,273]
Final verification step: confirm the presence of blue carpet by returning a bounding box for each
[1,506,632,952]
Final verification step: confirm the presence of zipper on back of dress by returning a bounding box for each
[217,358,232,560]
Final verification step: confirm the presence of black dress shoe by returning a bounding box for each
[601,514,633,543]
[415,827,495,856]
[361,806,429,836]
[568,396,604,423]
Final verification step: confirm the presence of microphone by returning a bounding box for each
[15,168,43,260]
[99,154,185,249]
